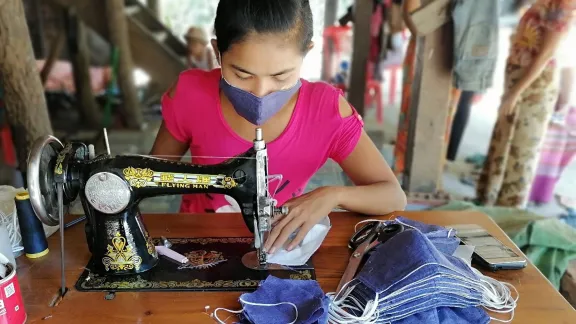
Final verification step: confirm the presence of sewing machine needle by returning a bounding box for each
[57,183,66,296]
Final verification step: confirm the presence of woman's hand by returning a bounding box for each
[499,89,521,117]
[264,187,341,254]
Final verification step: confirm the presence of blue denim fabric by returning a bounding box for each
[238,276,328,324]
[394,217,460,255]
[391,306,490,324]
[356,229,480,293]
[350,228,489,323]
[451,0,500,92]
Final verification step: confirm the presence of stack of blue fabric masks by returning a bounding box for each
[214,275,330,324]
[328,217,517,324]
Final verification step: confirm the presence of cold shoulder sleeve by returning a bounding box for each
[328,99,365,164]
[161,77,190,143]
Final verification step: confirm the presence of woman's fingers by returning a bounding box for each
[287,221,315,251]
[264,212,293,252]
[269,218,304,254]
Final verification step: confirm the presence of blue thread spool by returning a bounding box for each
[15,191,49,259]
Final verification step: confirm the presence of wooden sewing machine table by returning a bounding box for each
[15,211,576,323]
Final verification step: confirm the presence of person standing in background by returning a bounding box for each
[477,0,576,208]
[530,24,576,206]
[184,26,216,70]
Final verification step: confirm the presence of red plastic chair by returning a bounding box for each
[0,126,16,167]
[322,25,353,82]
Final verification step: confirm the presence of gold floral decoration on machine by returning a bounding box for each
[123,167,154,188]
[179,250,228,270]
[102,233,143,271]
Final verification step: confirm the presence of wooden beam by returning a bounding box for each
[105,0,143,129]
[320,0,339,81]
[410,0,451,35]
[64,7,102,128]
[31,0,46,57]
[347,0,373,116]
[145,0,159,18]
[40,28,65,85]
[403,0,453,193]
[324,0,339,28]
[0,0,54,174]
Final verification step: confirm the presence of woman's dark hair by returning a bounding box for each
[214,0,314,54]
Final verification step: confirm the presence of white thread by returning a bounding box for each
[267,174,283,201]
[213,298,299,324]
[347,218,516,322]
[213,307,242,323]
[330,263,517,323]
[326,279,380,323]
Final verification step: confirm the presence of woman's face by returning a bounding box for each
[215,33,309,97]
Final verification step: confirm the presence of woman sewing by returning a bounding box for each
[150,0,406,255]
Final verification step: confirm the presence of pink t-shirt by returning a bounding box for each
[162,68,364,213]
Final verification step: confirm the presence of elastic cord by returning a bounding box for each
[213,299,299,324]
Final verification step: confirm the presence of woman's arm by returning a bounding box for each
[149,83,189,160]
[332,97,407,215]
[508,28,570,97]
[149,121,189,160]
[402,0,422,36]
[558,66,575,110]
[263,97,406,253]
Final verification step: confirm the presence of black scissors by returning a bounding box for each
[336,221,404,292]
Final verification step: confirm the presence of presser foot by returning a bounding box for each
[241,251,287,271]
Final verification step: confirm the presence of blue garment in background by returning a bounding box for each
[238,276,328,324]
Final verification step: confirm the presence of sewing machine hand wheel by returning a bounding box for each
[27,135,66,226]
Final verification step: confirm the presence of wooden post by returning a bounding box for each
[320,0,339,81]
[0,0,54,173]
[64,8,102,128]
[324,0,339,28]
[347,0,373,117]
[40,29,65,85]
[105,0,143,129]
[31,0,46,58]
[403,0,453,193]
[146,0,160,18]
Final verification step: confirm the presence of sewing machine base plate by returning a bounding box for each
[74,237,315,293]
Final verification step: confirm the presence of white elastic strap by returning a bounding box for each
[214,298,300,324]
[336,263,516,321]
[213,307,243,324]
[326,279,380,324]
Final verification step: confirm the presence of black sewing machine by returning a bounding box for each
[26,128,288,281]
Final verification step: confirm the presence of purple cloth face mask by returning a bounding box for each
[220,78,302,125]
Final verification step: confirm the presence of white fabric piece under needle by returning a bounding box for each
[267,216,331,266]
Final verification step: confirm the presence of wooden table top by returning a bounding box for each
[15,211,576,323]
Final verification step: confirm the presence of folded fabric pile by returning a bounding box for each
[328,217,518,324]
[214,275,329,324]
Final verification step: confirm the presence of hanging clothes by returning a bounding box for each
[451,0,500,92]
[477,0,575,207]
